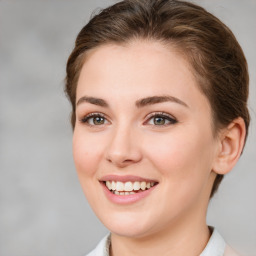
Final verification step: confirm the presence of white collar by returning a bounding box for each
[200,227,226,256]
[86,227,227,256]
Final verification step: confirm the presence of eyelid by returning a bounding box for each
[78,111,177,126]
[144,111,177,125]
[145,111,176,120]
[79,112,110,125]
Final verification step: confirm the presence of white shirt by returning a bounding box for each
[86,228,240,256]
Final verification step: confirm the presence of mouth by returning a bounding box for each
[102,180,158,196]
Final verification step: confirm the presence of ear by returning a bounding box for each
[212,117,246,175]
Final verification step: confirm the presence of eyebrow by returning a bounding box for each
[76,96,109,107]
[76,95,188,108]
[135,95,188,108]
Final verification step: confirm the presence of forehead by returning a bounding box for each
[76,40,210,112]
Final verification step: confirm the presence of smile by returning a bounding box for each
[104,181,157,195]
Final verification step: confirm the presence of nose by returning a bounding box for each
[105,124,142,168]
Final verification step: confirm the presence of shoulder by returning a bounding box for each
[224,245,241,256]
[85,234,110,256]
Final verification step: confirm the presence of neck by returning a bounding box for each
[110,215,210,256]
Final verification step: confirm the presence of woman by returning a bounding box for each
[65,0,250,255]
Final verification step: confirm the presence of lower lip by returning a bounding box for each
[101,182,157,204]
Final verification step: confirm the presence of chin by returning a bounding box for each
[98,211,158,238]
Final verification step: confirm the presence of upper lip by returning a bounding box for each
[99,175,158,183]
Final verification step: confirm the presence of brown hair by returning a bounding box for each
[65,0,250,197]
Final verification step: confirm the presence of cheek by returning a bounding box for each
[72,129,105,177]
[72,129,108,209]
[144,128,214,182]
[143,130,215,215]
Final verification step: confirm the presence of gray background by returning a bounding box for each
[0,0,255,255]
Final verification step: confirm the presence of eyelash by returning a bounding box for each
[80,112,108,126]
[79,112,178,127]
[145,112,178,126]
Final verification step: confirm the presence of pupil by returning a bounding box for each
[154,117,165,125]
[94,117,104,124]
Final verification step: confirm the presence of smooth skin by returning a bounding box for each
[73,40,246,256]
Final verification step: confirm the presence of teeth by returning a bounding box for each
[111,181,116,190]
[113,191,136,196]
[124,181,133,191]
[116,181,124,191]
[133,181,140,190]
[106,181,112,190]
[141,181,146,190]
[105,180,156,194]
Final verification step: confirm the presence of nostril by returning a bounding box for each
[106,155,139,167]
[105,133,143,166]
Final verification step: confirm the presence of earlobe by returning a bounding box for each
[212,117,246,175]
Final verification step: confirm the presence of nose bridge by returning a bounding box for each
[106,120,142,167]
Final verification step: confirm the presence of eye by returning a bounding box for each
[146,112,177,126]
[80,113,109,126]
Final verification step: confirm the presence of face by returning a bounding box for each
[73,40,219,239]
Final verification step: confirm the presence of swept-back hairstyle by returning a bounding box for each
[65,0,250,197]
